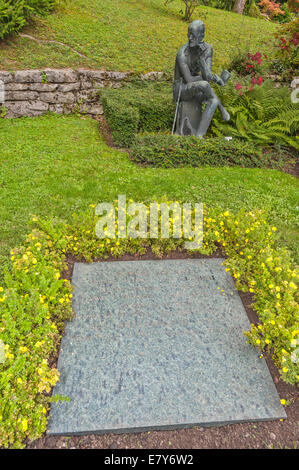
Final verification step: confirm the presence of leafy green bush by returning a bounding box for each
[229,50,264,77]
[271,18,299,81]
[275,2,292,23]
[247,1,262,18]
[131,133,294,169]
[0,0,56,40]
[212,80,299,149]
[101,94,140,148]
[211,0,234,10]
[99,82,175,147]
[164,0,201,21]
[0,222,73,448]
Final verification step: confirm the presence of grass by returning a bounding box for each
[0,114,298,274]
[0,1,277,72]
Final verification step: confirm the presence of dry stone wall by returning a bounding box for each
[0,69,164,118]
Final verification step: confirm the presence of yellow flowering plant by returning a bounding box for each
[0,202,298,448]
[0,229,73,448]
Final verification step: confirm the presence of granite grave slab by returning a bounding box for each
[48,258,286,435]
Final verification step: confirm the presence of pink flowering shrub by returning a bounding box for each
[258,0,285,18]
[230,51,264,77]
[272,18,299,80]
[231,52,265,95]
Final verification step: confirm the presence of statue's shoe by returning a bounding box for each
[221,109,230,122]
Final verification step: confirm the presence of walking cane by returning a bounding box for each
[172,78,183,135]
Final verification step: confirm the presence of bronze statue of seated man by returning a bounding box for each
[173,20,230,138]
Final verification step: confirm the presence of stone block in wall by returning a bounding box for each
[85,104,103,115]
[14,70,42,83]
[5,91,39,101]
[78,103,103,115]
[4,100,49,118]
[0,72,13,83]
[57,83,81,93]
[39,92,76,104]
[77,90,98,103]
[78,70,106,82]
[29,83,58,92]
[106,71,130,81]
[29,101,51,111]
[43,68,78,83]
[64,106,74,114]
[49,104,64,114]
[83,82,104,91]
[79,80,94,90]
[141,72,165,80]
[4,83,29,91]
[48,104,74,115]
[78,69,130,83]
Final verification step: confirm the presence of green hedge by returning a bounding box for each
[131,133,294,169]
[99,82,175,147]
[0,0,55,40]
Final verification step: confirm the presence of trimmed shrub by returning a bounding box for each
[101,94,140,148]
[247,2,262,18]
[131,133,295,169]
[0,0,56,40]
[99,82,175,147]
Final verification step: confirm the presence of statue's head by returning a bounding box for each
[188,20,205,48]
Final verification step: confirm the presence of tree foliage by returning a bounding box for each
[164,0,201,21]
[0,0,56,40]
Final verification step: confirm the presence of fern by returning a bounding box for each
[212,80,299,149]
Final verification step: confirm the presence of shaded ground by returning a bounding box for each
[28,249,298,449]
[285,161,299,179]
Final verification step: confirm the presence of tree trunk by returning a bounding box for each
[233,0,247,14]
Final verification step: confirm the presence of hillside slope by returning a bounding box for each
[0,0,277,72]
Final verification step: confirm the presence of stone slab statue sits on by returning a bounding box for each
[173,20,231,138]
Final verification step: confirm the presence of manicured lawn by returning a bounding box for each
[0,1,277,72]
[0,114,298,275]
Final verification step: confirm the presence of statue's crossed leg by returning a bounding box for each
[180,81,230,137]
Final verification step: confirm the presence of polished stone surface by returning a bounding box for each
[48,259,286,435]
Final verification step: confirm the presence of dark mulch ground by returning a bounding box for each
[28,249,299,449]
[285,161,299,179]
